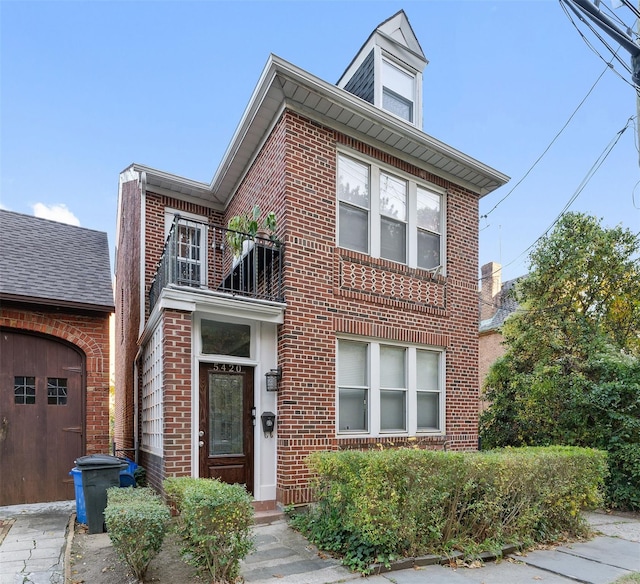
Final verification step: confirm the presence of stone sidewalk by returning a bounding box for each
[242,510,640,584]
[0,501,638,584]
[0,501,74,584]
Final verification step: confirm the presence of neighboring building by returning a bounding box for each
[0,210,114,505]
[478,261,519,411]
[114,11,509,507]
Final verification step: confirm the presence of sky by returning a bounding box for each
[2,0,639,284]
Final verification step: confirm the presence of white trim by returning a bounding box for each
[164,209,209,288]
[139,171,147,339]
[190,314,279,501]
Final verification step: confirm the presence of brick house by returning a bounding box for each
[114,11,509,507]
[0,210,113,505]
[478,261,520,411]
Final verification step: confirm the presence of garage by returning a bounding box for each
[0,210,114,505]
[0,330,84,505]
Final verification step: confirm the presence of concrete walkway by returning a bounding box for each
[0,501,638,584]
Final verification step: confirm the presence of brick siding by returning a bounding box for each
[119,107,484,506]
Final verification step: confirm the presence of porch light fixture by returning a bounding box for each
[265,367,282,392]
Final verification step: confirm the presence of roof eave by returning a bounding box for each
[212,55,509,200]
[0,293,115,314]
[122,54,509,205]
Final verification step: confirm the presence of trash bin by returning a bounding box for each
[69,467,87,525]
[118,457,138,487]
[75,454,128,534]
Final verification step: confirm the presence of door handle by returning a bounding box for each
[199,430,205,437]
[198,441,204,448]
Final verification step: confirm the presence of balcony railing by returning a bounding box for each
[149,215,284,311]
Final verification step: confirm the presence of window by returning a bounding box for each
[380,345,406,431]
[338,340,369,432]
[382,59,415,123]
[47,378,68,405]
[380,173,407,263]
[337,340,444,436]
[176,222,202,287]
[338,155,370,253]
[165,210,207,288]
[337,153,444,270]
[417,187,442,270]
[201,319,250,357]
[416,350,440,430]
[14,376,35,405]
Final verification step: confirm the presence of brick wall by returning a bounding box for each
[0,305,111,454]
[127,108,485,505]
[478,330,505,412]
[114,178,141,453]
[233,110,482,504]
[162,309,193,478]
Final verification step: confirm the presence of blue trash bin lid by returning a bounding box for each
[75,454,128,470]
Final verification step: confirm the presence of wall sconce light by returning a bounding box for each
[265,367,282,392]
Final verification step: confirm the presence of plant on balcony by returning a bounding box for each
[226,205,277,257]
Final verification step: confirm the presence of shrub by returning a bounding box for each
[292,446,607,574]
[164,477,254,583]
[104,487,170,582]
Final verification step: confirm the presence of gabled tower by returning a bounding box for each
[337,10,428,129]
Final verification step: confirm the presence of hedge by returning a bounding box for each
[164,477,254,584]
[291,446,607,573]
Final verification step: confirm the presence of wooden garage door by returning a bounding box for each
[0,330,84,505]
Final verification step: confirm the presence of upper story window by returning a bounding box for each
[165,209,207,288]
[176,222,202,286]
[380,172,407,263]
[417,187,442,270]
[337,152,444,272]
[381,59,415,123]
[338,155,370,254]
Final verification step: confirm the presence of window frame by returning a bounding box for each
[337,154,371,255]
[164,208,208,288]
[336,150,446,273]
[336,337,445,437]
[337,340,370,433]
[380,57,416,124]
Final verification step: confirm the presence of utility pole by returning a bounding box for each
[560,0,639,83]
[560,0,640,162]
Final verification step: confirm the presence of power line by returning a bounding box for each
[497,117,634,274]
[482,61,611,219]
[560,0,639,90]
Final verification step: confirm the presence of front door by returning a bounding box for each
[199,363,254,492]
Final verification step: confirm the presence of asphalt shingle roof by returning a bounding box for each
[479,278,519,333]
[0,210,114,311]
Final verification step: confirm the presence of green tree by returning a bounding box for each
[480,212,640,509]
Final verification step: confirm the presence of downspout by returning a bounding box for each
[133,345,143,464]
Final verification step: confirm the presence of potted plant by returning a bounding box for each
[226,205,277,258]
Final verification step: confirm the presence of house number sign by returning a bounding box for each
[210,363,242,373]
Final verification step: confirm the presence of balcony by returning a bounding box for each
[149,215,284,311]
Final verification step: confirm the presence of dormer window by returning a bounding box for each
[381,59,415,123]
[337,10,427,129]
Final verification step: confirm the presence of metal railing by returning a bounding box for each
[149,216,284,310]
